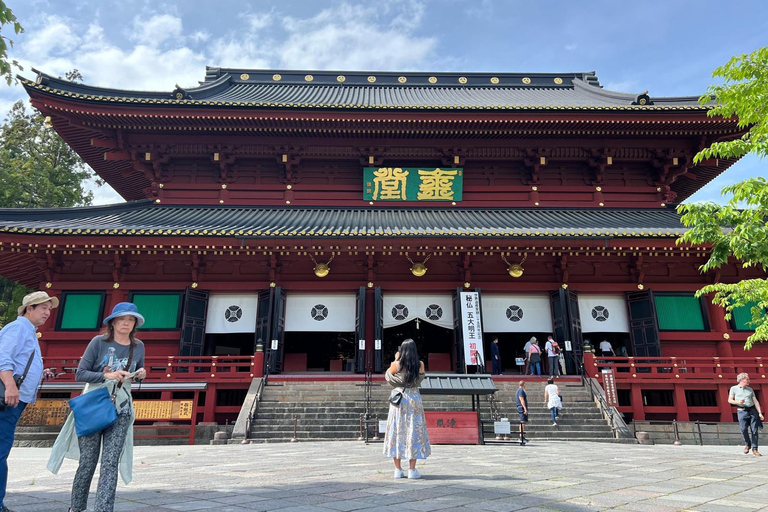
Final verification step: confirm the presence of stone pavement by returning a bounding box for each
[5,440,768,512]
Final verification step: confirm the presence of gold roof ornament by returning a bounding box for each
[310,253,335,278]
[406,252,431,277]
[501,253,527,278]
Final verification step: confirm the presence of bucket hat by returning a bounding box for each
[103,302,145,328]
[17,291,59,316]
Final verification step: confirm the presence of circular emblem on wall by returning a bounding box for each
[391,304,409,321]
[506,305,524,322]
[225,305,243,323]
[592,306,610,322]
[425,304,443,321]
[311,304,328,321]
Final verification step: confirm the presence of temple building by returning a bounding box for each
[0,67,764,425]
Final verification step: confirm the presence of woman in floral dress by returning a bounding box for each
[383,339,431,479]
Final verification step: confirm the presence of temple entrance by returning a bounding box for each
[282,331,356,372]
[584,332,632,356]
[483,332,552,374]
[383,319,454,372]
[281,293,358,372]
[205,333,255,356]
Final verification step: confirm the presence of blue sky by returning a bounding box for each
[3,0,766,205]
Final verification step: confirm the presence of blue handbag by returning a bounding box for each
[68,386,118,437]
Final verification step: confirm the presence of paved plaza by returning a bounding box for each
[5,440,768,512]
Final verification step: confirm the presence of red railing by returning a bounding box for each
[42,355,258,383]
[584,354,765,383]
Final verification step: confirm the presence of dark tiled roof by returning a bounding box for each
[419,373,497,395]
[0,201,687,238]
[21,68,704,111]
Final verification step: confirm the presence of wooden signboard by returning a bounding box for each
[133,400,193,420]
[17,399,194,426]
[425,411,479,445]
[18,400,69,426]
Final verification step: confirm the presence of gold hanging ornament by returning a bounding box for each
[406,253,431,277]
[501,253,527,278]
[309,253,335,278]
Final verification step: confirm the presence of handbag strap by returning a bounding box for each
[16,351,37,386]
[111,343,135,399]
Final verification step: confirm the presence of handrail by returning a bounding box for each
[363,355,373,442]
[42,355,257,383]
[584,355,765,382]
[243,377,265,442]
[576,357,633,439]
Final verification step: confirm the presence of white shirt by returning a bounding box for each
[599,341,613,353]
[545,384,561,409]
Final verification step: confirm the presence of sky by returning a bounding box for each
[2,0,766,206]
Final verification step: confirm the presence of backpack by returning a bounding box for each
[550,341,561,355]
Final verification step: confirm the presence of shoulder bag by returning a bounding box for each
[0,352,36,408]
[68,343,133,437]
[388,388,403,406]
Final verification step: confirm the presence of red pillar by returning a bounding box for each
[202,383,217,423]
[705,295,729,333]
[253,351,264,378]
[631,385,645,421]
[583,351,597,379]
[674,385,689,421]
[717,384,734,422]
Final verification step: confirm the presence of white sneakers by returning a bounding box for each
[394,468,422,479]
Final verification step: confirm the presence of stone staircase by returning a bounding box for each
[487,379,631,443]
[13,425,61,447]
[248,377,632,443]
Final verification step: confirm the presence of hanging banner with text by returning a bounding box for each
[460,291,485,367]
[364,167,463,201]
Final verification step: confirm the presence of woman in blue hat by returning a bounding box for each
[48,302,146,512]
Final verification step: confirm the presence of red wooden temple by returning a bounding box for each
[0,67,764,424]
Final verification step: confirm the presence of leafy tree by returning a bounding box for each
[0,1,22,85]
[0,276,29,327]
[677,46,768,349]
[0,100,101,208]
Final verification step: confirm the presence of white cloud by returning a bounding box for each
[4,1,438,202]
[23,16,80,61]
[87,180,124,206]
[276,2,435,70]
[130,14,184,48]
[565,43,578,51]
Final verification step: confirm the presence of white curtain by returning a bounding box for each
[578,294,630,333]
[382,294,454,329]
[284,293,356,332]
[481,294,553,333]
[205,294,259,334]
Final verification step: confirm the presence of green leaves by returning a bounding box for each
[695,280,768,350]
[684,47,768,348]
[0,101,97,208]
[695,46,768,164]
[0,1,23,86]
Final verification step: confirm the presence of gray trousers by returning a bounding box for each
[71,412,131,512]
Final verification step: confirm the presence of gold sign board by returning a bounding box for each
[134,400,193,420]
[18,400,69,426]
[18,399,194,426]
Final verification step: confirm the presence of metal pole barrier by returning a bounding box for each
[672,419,682,445]
[290,416,298,443]
[372,414,380,441]
[358,414,364,441]
[696,420,703,446]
